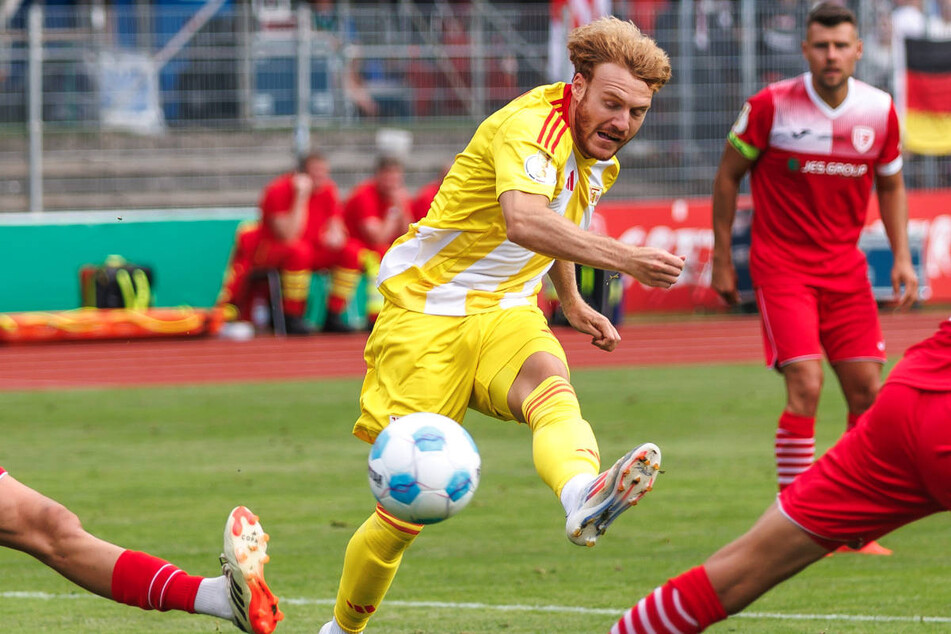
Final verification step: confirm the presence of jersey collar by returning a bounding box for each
[559,83,572,127]
[803,72,855,119]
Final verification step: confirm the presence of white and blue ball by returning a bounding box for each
[368,412,481,524]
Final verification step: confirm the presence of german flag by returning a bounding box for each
[904,37,951,155]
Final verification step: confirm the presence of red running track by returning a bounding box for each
[0,311,944,391]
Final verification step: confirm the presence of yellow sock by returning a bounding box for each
[280,269,312,303]
[366,282,384,319]
[333,505,423,633]
[330,267,361,303]
[522,376,600,497]
[359,251,384,319]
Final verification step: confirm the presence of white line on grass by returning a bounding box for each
[2,592,949,625]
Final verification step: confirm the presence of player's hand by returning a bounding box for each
[561,299,621,352]
[292,173,313,198]
[384,204,411,239]
[711,257,740,306]
[322,217,347,250]
[892,260,919,311]
[624,248,685,289]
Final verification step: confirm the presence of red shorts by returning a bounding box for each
[755,281,885,369]
[0,466,6,478]
[778,383,951,549]
[311,237,364,272]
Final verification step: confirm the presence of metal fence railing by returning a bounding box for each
[0,0,945,212]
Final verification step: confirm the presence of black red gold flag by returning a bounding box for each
[904,36,951,155]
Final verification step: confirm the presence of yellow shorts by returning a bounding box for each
[353,302,568,443]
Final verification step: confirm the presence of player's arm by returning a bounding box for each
[269,174,312,243]
[711,142,754,306]
[500,190,684,288]
[875,170,919,309]
[548,259,620,352]
[354,199,410,247]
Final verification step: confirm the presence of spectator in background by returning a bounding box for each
[342,156,412,326]
[217,152,366,335]
[861,7,895,94]
[623,0,668,36]
[486,42,520,112]
[654,0,742,161]
[758,0,807,84]
[309,0,405,120]
[310,0,352,107]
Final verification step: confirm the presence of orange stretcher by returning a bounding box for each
[0,307,224,344]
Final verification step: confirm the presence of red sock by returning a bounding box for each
[612,566,726,634]
[775,411,815,491]
[111,550,202,612]
[846,411,861,432]
[327,293,347,314]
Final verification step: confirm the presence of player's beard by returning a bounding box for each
[816,66,849,93]
[573,95,632,161]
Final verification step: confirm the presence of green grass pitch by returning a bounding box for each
[0,363,947,633]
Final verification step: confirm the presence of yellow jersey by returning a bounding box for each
[378,82,620,316]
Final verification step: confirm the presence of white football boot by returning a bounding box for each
[565,443,662,547]
[221,506,284,633]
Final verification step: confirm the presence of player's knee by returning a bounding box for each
[33,500,85,563]
[784,367,823,409]
[846,383,878,413]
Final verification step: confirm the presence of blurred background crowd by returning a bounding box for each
[1,0,950,214]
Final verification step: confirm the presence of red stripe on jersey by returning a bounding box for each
[535,85,573,153]
[537,109,558,146]
[543,118,568,153]
[551,121,569,149]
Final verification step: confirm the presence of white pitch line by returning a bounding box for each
[2,592,949,625]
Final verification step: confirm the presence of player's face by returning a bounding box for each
[376,166,404,200]
[306,159,330,187]
[802,22,863,92]
[570,63,653,161]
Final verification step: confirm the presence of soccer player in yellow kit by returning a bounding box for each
[320,16,686,634]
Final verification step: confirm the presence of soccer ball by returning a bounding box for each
[368,412,481,525]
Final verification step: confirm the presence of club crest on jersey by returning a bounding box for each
[524,151,557,186]
[852,126,875,154]
[589,186,602,205]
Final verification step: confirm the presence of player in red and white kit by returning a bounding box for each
[0,469,281,633]
[711,2,918,554]
[611,316,951,634]
[218,153,366,334]
[342,156,413,326]
[409,161,452,223]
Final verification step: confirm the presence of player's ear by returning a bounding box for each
[571,72,587,99]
